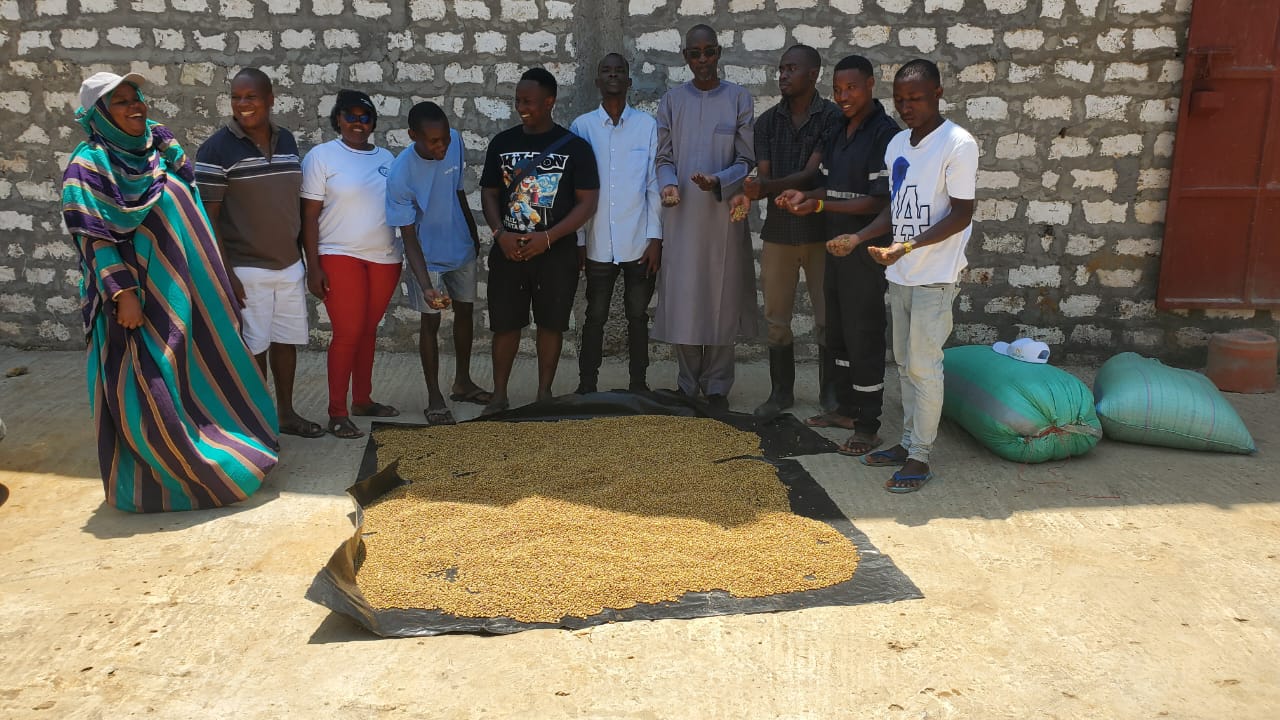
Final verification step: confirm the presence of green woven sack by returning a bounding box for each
[942,345,1103,463]
[1093,352,1256,454]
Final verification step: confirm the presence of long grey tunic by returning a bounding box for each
[652,80,761,346]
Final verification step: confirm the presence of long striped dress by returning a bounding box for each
[63,116,279,513]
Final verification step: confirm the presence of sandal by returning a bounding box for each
[351,402,400,418]
[449,387,494,406]
[886,470,933,493]
[805,411,855,430]
[479,399,510,417]
[327,417,365,439]
[836,433,882,458]
[279,417,326,438]
[425,407,456,426]
[861,446,908,467]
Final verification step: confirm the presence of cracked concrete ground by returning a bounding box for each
[0,346,1276,719]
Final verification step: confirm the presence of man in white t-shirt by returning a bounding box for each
[837,59,978,493]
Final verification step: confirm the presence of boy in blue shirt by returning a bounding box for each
[386,102,491,424]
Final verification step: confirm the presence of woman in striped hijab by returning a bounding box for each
[61,71,279,513]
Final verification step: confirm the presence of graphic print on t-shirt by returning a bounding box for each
[890,155,931,242]
[500,151,567,232]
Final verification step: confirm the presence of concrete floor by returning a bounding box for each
[0,345,1277,719]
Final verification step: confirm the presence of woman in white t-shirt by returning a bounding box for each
[301,89,403,439]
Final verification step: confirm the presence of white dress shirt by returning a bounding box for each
[569,104,663,263]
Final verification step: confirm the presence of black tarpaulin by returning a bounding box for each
[306,391,922,637]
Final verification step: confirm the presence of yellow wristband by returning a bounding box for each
[815,199,825,213]
[902,241,914,254]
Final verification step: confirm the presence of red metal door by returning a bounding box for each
[1157,1,1280,309]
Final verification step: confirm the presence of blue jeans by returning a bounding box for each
[578,259,656,386]
[888,281,958,464]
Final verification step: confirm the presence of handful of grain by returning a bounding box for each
[356,416,859,623]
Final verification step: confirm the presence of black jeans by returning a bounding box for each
[579,258,656,385]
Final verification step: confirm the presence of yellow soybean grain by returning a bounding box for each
[356,416,859,623]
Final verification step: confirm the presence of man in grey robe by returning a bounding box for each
[652,24,759,410]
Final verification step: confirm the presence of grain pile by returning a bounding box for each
[356,416,859,623]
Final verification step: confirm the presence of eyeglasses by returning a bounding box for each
[342,112,372,124]
[684,46,721,60]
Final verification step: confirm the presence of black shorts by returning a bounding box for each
[487,241,580,332]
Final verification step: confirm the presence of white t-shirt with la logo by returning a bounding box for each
[883,120,979,287]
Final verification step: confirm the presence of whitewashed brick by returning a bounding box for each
[1004,29,1043,50]
[1097,269,1141,288]
[104,27,141,48]
[81,0,118,10]
[1071,169,1117,191]
[1070,324,1112,344]
[474,97,511,121]
[1085,94,1129,120]
[1138,169,1170,191]
[985,297,1026,314]
[25,267,56,284]
[925,0,963,8]
[348,61,382,83]
[1076,0,1102,16]
[281,29,315,49]
[131,0,162,10]
[1118,299,1156,320]
[303,63,339,84]
[19,31,54,55]
[831,0,864,12]
[1083,200,1127,223]
[1096,29,1127,53]
[1100,134,1142,157]
[1133,27,1178,50]
[456,0,490,18]
[1023,96,1071,120]
[878,0,911,11]
[179,63,215,86]
[0,211,33,231]
[1104,62,1147,81]
[636,29,680,52]
[793,25,834,49]
[424,32,464,53]
[0,91,31,113]
[948,25,994,49]
[954,324,1000,345]
[958,62,996,83]
[60,29,99,49]
[995,133,1035,159]
[1134,201,1167,224]
[743,27,786,51]
[966,97,1008,120]
[353,0,390,18]
[850,26,891,46]
[409,0,443,18]
[985,0,1027,11]
[152,29,185,51]
[194,32,226,51]
[679,0,714,13]
[975,200,1018,222]
[15,126,49,146]
[475,32,506,54]
[1042,171,1060,189]
[1008,265,1062,288]
[1027,201,1071,225]
[777,0,812,7]
[237,30,272,52]
[1055,60,1094,82]
[977,171,1019,189]
[1041,0,1065,16]
[724,65,766,85]
[1007,63,1042,83]
[45,296,78,314]
[37,0,67,10]
[265,0,299,12]
[1060,295,1101,317]
[324,29,359,49]
[1116,238,1159,256]
[495,63,522,84]
[899,28,937,53]
[982,234,1024,253]
[445,63,484,84]
[1065,234,1105,255]
[0,294,35,312]
[520,31,556,52]
[1115,0,1164,12]
[629,0,664,14]
[1158,61,1182,83]
[1153,131,1176,157]
[1049,137,1092,159]
[221,0,253,17]
[731,0,765,9]
[1139,99,1178,123]
[503,0,539,21]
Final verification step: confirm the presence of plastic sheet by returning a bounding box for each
[306,391,922,637]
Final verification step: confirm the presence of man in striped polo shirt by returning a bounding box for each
[196,67,324,439]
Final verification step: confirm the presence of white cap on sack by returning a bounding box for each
[78,71,146,113]
[992,337,1051,364]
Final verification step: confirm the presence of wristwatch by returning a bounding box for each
[902,241,915,254]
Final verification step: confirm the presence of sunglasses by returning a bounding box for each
[684,46,721,60]
[342,111,372,124]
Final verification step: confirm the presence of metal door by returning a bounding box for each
[1157,1,1280,309]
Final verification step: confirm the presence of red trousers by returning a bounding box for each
[319,254,401,417]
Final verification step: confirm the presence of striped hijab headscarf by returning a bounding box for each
[61,87,197,244]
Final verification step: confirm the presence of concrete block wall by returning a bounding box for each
[1,0,1274,365]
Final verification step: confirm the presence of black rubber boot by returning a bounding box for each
[753,344,795,420]
[818,345,839,413]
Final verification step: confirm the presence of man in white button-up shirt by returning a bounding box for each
[570,53,663,393]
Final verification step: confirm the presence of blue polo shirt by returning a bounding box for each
[385,128,475,272]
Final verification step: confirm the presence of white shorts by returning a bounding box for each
[233,260,310,355]
[403,259,478,315]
